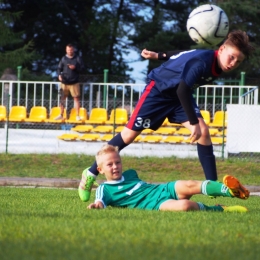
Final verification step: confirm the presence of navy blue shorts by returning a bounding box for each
[126,80,202,131]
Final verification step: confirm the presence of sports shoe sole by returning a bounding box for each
[223,175,249,200]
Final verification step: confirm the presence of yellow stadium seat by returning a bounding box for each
[141,135,162,143]
[175,128,191,136]
[133,135,142,142]
[163,136,184,143]
[9,106,27,122]
[92,125,114,133]
[85,108,108,125]
[153,127,176,135]
[106,108,128,125]
[209,128,219,136]
[115,126,124,133]
[211,137,226,145]
[47,107,67,123]
[200,110,211,125]
[71,125,93,133]
[99,134,115,142]
[24,106,47,123]
[217,129,227,136]
[66,108,87,124]
[141,129,154,134]
[57,133,79,141]
[0,105,6,121]
[162,118,169,126]
[167,122,182,127]
[79,133,100,141]
[183,137,198,144]
[209,111,228,128]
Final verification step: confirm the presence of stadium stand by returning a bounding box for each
[24,106,47,123]
[209,111,228,128]
[57,133,79,141]
[153,127,176,135]
[200,110,211,125]
[79,133,100,141]
[105,108,128,125]
[47,107,67,123]
[84,108,107,125]
[8,106,27,122]
[163,136,184,143]
[140,135,163,143]
[71,125,93,133]
[66,107,87,124]
[141,129,154,134]
[92,125,114,133]
[0,105,6,121]
[99,134,115,142]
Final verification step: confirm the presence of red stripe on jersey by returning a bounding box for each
[127,80,155,129]
[212,50,221,77]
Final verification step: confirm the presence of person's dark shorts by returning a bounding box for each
[126,80,202,131]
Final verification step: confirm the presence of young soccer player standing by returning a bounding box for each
[79,30,254,202]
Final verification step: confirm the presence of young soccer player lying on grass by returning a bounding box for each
[87,144,249,212]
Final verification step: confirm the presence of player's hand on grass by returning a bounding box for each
[87,202,104,209]
[189,124,201,143]
[141,49,158,60]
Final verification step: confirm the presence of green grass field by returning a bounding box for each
[0,154,260,260]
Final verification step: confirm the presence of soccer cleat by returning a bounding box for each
[219,205,248,213]
[78,168,97,202]
[54,114,63,120]
[223,175,250,200]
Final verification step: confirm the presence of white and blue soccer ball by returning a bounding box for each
[186,4,229,46]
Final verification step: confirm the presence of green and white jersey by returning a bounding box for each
[95,169,177,210]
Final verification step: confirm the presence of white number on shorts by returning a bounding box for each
[135,117,151,129]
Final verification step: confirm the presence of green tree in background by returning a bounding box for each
[0,0,39,79]
[0,0,259,84]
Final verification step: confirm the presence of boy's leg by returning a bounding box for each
[175,178,247,199]
[197,142,218,181]
[182,114,218,181]
[159,200,247,212]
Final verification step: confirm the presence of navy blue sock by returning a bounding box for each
[197,143,218,181]
[89,133,129,176]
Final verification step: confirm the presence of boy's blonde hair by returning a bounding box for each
[224,30,254,58]
[95,144,119,167]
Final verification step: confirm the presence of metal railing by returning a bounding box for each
[0,81,259,117]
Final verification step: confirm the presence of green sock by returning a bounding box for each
[201,180,233,197]
[197,202,224,212]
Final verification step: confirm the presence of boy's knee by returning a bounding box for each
[180,200,192,211]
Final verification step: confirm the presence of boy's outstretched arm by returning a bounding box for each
[87,201,104,209]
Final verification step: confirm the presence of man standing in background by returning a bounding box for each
[55,43,84,121]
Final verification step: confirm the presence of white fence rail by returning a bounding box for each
[0,81,258,117]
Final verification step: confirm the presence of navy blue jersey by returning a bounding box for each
[148,49,222,92]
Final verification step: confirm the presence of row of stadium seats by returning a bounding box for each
[70,124,227,137]
[57,133,226,145]
[0,105,227,128]
[0,106,128,125]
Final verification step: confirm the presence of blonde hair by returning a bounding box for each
[224,30,254,58]
[95,144,119,167]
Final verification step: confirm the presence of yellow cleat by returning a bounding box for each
[220,205,248,213]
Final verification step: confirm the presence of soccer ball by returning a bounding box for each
[186,4,229,46]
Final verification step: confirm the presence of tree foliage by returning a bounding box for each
[0,0,259,83]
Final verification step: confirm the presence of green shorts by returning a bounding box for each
[133,181,179,211]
